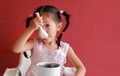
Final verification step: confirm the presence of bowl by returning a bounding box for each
[36,62,61,76]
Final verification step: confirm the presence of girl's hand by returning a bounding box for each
[29,15,43,31]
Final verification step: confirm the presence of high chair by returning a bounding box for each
[3,50,31,76]
[3,50,76,76]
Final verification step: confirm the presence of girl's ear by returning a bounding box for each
[57,22,62,31]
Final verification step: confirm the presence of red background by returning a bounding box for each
[0,0,120,76]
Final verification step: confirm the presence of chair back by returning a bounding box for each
[3,50,31,76]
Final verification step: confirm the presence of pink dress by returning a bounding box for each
[26,38,69,76]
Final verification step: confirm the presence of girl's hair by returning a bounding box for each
[26,5,70,46]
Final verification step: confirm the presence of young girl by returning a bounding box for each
[13,5,86,76]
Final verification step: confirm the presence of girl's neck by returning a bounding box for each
[42,40,59,50]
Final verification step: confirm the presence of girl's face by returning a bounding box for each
[37,12,62,43]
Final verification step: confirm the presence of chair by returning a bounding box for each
[64,67,76,76]
[3,50,31,76]
[3,50,76,76]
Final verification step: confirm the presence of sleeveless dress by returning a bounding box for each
[25,38,69,76]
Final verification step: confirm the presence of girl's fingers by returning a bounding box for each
[35,12,41,22]
[39,17,44,25]
[29,12,44,30]
[35,12,44,25]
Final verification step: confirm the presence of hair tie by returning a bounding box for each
[60,10,64,14]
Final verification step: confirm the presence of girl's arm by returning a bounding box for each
[13,26,35,53]
[13,16,42,53]
[67,46,86,76]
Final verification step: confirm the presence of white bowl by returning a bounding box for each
[36,62,61,76]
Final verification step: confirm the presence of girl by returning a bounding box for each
[13,5,86,76]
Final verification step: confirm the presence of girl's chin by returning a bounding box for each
[38,37,53,43]
[41,38,49,42]
[38,36,48,40]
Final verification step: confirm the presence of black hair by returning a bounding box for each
[26,5,70,46]
[56,11,70,46]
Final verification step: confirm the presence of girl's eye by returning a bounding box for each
[45,24,50,27]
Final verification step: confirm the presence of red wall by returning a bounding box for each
[0,0,120,76]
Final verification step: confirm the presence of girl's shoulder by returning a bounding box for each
[60,41,70,51]
[60,41,69,46]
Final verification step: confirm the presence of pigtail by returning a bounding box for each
[56,11,70,46]
[56,32,63,46]
[26,16,33,28]
[62,11,70,32]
